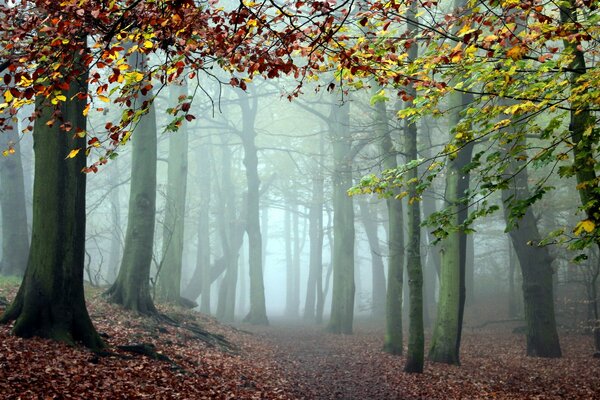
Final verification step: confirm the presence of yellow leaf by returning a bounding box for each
[66,148,80,159]
[98,95,110,103]
[143,40,154,49]
[82,103,91,117]
[51,94,67,105]
[506,45,527,61]
[124,71,144,83]
[574,219,595,236]
[3,90,13,103]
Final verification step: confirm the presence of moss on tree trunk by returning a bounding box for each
[104,53,157,315]
[1,63,104,350]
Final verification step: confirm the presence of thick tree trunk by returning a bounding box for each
[1,60,104,349]
[561,2,600,351]
[327,100,355,334]
[429,90,473,365]
[501,144,561,358]
[239,92,268,325]
[104,53,157,315]
[157,82,189,304]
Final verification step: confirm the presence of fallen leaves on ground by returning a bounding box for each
[244,321,600,400]
[0,287,293,400]
[0,284,599,399]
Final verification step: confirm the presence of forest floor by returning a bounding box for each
[0,281,599,399]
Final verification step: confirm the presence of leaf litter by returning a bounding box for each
[0,284,598,399]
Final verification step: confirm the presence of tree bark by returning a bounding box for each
[403,51,424,372]
[1,56,104,349]
[104,52,157,315]
[157,81,189,304]
[374,92,404,354]
[304,173,324,322]
[327,99,355,334]
[501,142,561,358]
[0,41,29,277]
[239,91,268,325]
[358,199,386,318]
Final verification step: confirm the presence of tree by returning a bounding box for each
[0,49,104,349]
[371,90,405,354]
[104,52,158,315]
[0,0,29,277]
[0,103,29,277]
[328,99,356,334]
[157,81,189,304]
[239,89,269,325]
[501,134,562,357]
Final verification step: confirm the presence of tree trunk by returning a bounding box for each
[104,53,157,315]
[157,81,189,304]
[508,239,519,318]
[106,162,122,284]
[358,199,386,318]
[560,1,600,351]
[1,57,104,349]
[374,91,404,353]
[304,174,324,322]
[328,99,355,334]
[403,52,424,372]
[215,137,241,323]
[197,141,211,314]
[0,55,29,277]
[239,91,268,325]
[501,142,561,358]
[428,90,473,365]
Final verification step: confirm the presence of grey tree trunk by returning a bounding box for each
[106,163,122,284]
[1,56,104,349]
[358,199,386,318]
[403,39,424,371]
[0,120,29,277]
[215,138,241,323]
[157,82,189,304]
[501,142,561,358]
[374,91,404,354]
[0,50,29,277]
[239,91,268,325]
[304,173,324,322]
[327,99,355,334]
[104,52,158,315]
[197,142,212,314]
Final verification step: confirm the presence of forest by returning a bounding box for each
[0,0,599,398]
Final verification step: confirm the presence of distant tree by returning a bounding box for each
[157,81,189,304]
[238,90,268,325]
[0,104,29,277]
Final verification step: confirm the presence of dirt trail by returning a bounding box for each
[244,321,405,400]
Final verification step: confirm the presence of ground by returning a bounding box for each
[0,282,599,399]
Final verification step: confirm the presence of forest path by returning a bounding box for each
[243,319,405,400]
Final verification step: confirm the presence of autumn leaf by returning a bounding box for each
[574,219,595,236]
[65,148,81,159]
[506,45,527,60]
